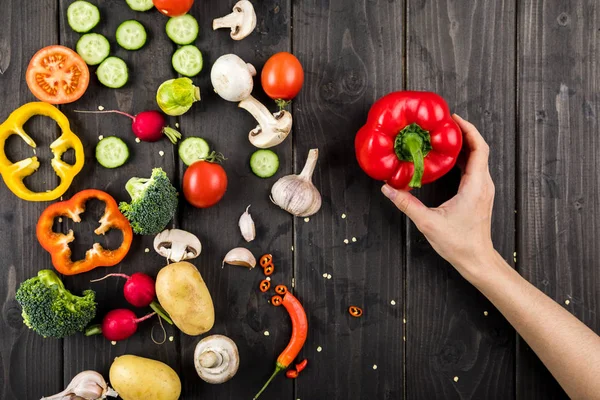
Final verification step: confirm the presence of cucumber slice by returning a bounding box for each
[76,33,110,65]
[96,57,129,88]
[116,20,147,50]
[67,1,100,33]
[96,137,129,168]
[179,137,210,166]
[166,14,199,45]
[250,150,279,178]
[171,45,203,77]
[126,0,154,11]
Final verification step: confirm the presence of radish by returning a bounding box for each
[85,309,156,341]
[90,272,173,324]
[74,109,182,143]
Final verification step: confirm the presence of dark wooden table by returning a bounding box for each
[1,0,599,399]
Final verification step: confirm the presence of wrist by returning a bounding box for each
[455,249,513,287]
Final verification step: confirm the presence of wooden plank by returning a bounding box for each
[177,1,293,399]
[517,1,600,398]
[292,1,405,399]
[57,0,180,391]
[406,1,517,399]
[0,1,64,399]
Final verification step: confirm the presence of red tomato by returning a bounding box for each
[183,160,228,208]
[152,0,194,16]
[261,52,304,101]
[26,45,90,104]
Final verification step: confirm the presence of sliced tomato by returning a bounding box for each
[26,45,90,104]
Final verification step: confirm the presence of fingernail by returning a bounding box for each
[381,184,396,200]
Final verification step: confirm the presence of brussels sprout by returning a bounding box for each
[156,78,201,116]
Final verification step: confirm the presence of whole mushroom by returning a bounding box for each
[154,229,202,263]
[194,335,240,384]
[211,54,293,149]
[213,0,257,41]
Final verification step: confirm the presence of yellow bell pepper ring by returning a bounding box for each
[0,102,84,201]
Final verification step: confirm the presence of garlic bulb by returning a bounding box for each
[222,247,256,268]
[41,370,118,400]
[238,205,255,242]
[271,149,322,217]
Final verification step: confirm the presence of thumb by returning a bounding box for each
[381,184,431,224]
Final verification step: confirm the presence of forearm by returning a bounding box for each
[464,252,600,400]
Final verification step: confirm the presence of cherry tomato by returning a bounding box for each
[261,52,304,101]
[183,159,228,208]
[26,45,90,104]
[152,0,194,16]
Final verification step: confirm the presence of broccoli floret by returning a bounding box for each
[15,270,96,338]
[118,167,178,235]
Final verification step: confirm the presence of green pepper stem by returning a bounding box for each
[150,301,173,325]
[403,135,425,188]
[253,365,285,399]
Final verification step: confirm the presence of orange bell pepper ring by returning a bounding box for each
[0,102,84,201]
[36,189,133,275]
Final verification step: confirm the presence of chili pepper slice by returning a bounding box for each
[264,264,274,276]
[348,306,363,317]
[271,295,283,306]
[36,189,133,275]
[295,359,308,373]
[260,280,271,292]
[0,102,84,201]
[260,253,273,268]
[255,292,308,399]
[286,370,298,379]
[275,285,288,295]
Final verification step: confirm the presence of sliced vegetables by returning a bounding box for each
[213,0,256,41]
[178,137,210,166]
[116,20,147,50]
[96,136,129,168]
[67,0,100,33]
[97,56,129,88]
[166,14,199,45]
[172,45,203,77]
[250,149,279,178]
[126,0,154,12]
[76,33,110,65]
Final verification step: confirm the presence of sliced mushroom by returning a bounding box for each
[154,229,202,263]
[194,335,240,384]
[213,0,257,41]
[239,97,293,148]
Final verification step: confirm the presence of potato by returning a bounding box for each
[109,355,181,400]
[156,261,215,335]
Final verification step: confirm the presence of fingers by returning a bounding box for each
[381,184,432,226]
[452,114,490,175]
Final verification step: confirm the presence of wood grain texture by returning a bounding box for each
[517,1,600,398]
[0,1,64,399]
[57,0,180,392]
[293,1,405,399]
[177,1,294,399]
[406,1,517,399]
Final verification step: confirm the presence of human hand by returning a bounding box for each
[381,114,496,280]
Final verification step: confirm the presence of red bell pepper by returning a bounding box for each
[36,189,133,275]
[355,91,462,189]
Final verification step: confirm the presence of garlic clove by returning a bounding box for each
[270,149,322,217]
[238,205,256,242]
[222,247,256,268]
[41,370,117,400]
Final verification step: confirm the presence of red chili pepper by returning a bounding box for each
[295,359,308,373]
[254,292,308,399]
[271,295,283,306]
[275,284,288,295]
[355,91,462,189]
[286,369,298,379]
[348,306,363,317]
[260,280,271,293]
[36,189,133,275]
[264,264,274,276]
[260,254,274,268]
